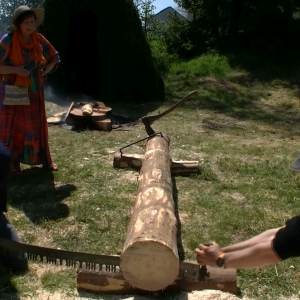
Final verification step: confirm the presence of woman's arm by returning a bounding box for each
[42,61,57,77]
[0,65,30,77]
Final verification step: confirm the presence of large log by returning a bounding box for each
[120,134,179,291]
[113,152,199,175]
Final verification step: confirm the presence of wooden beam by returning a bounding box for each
[77,266,237,294]
[113,152,199,175]
[120,135,180,291]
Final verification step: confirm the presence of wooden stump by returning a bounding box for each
[120,134,179,291]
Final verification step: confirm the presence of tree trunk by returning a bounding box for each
[120,134,179,291]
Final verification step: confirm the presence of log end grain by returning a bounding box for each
[121,241,179,291]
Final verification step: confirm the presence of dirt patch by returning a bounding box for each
[197,77,239,93]
[230,192,246,202]
[179,212,189,224]
[118,171,140,182]
[31,263,70,278]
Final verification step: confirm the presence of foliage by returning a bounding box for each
[171,53,231,78]
[133,0,156,37]
[164,0,300,57]
[149,37,177,75]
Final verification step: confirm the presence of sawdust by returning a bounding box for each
[11,290,245,300]
[179,212,189,224]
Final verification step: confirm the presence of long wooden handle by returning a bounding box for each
[147,90,198,124]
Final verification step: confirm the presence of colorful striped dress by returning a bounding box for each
[0,32,59,167]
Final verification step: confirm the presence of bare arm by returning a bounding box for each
[0,65,30,77]
[42,61,57,77]
[224,241,281,268]
[222,228,282,253]
[195,240,281,269]
[0,65,18,75]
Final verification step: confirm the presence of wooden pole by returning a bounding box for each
[113,152,199,175]
[120,134,179,291]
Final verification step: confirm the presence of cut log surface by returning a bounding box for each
[120,135,180,291]
[113,152,199,175]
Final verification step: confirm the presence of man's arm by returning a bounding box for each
[223,241,281,268]
[195,240,281,269]
[222,228,282,253]
[195,215,300,269]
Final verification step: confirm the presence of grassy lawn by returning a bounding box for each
[1,53,300,300]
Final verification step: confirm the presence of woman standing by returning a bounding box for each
[0,6,60,173]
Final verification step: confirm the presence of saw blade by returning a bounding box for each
[0,238,204,280]
[0,237,120,272]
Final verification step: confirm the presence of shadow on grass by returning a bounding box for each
[173,177,185,261]
[8,168,76,224]
[0,266,21,300]
[226,53,300,86]
[167,79,299,134]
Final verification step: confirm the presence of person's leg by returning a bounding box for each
[0,213,28,272]
[0,140,10,212]
[0,141,28,272]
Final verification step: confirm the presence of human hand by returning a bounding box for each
[42,66,49,77]
[15,66,30,77]
[195,242,222,267]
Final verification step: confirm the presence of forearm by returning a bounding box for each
[0,65,18,75]
[224,241,281,269]
[45,61,57,73]
[222,228,281,253]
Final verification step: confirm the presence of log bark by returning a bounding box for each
[120,134,179,291]
[113,152,199,175]
[77,265,237,294]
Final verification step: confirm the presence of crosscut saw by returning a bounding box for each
[0,237,207,281]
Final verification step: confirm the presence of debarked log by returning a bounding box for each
[113,152,199,175]
[120,134,179,291]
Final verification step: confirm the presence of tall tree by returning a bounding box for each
[133,0,158,37]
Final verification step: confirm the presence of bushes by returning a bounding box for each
[149,38,177,75]
[171,53,231,78]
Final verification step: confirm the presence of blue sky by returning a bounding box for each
[154,0,176,13]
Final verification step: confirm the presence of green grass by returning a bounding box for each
[171,53,231,78]
[2,53,300,299]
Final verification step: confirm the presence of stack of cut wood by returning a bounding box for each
[69,102,113,131]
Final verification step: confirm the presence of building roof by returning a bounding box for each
[154,6,187,22]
